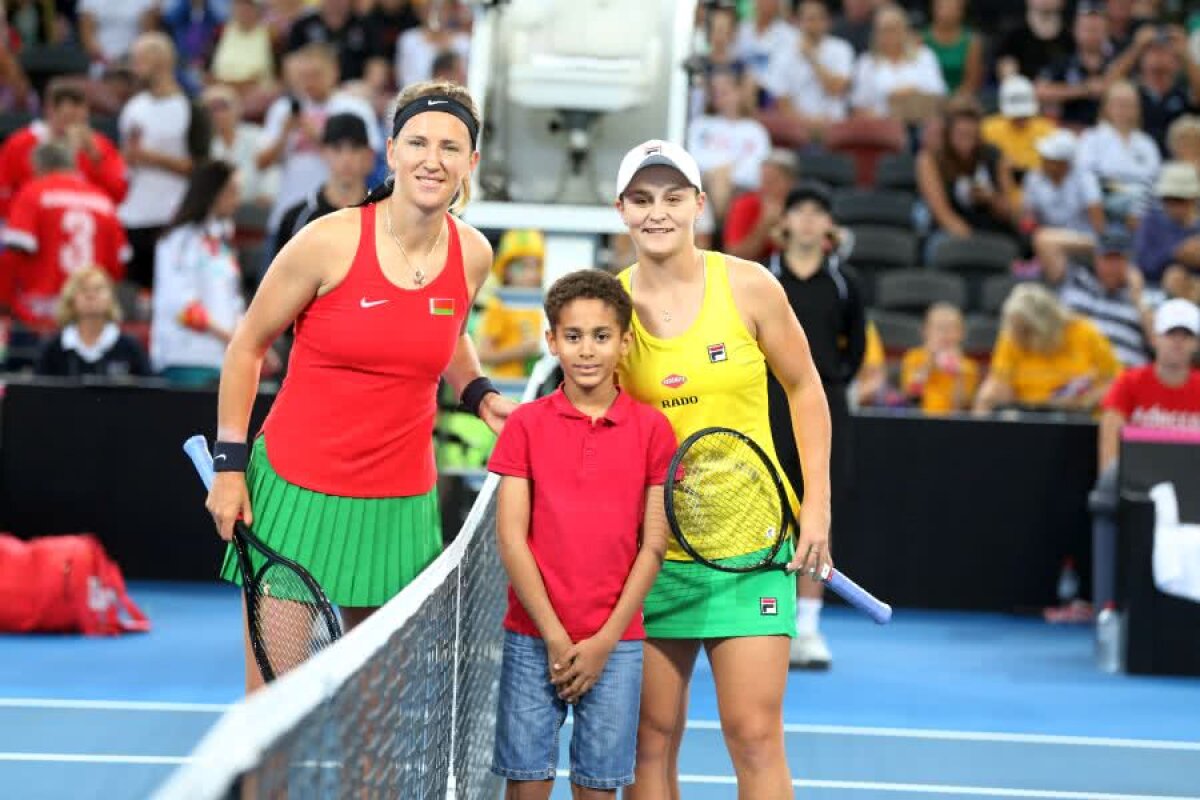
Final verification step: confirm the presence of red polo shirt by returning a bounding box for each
[488,388,677,641]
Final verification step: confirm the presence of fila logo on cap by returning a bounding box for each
[707,343,727,363]
[644,144,662,156]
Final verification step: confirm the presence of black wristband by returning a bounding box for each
[212,440,249,472]
[460,376,499,418]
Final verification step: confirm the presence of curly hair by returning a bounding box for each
[543,269,633,332]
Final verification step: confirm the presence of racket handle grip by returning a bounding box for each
[822,565,893,625]
[183,435,215,493]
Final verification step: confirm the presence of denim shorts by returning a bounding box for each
[492,630,643,789]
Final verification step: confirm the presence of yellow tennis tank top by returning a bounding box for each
[618,251,797,561]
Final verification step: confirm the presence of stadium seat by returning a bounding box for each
[876,152,917,193]
[844,226,917,306]
[832,189,914,230]
[930,233,1020,309]
[19,45,89,93]
[870,309,924,353]
[980,274,1020,316]
[964,313,1001,357]
[875,269,967,315]
[0,111,34,142]
[824,117,906,187]
[89,115,119,144]
[797,150,856,188]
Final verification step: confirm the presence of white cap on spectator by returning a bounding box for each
[1036,129,1077,162]
[999,76,1038,118]
[1154,162,1200,199]
[1155,299,1200,335]
[616,139,703,198]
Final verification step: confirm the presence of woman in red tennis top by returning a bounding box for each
[205,80,515,691]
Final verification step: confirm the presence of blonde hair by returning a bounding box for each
[871,5,917,61]
[55,267,121,328]
[1167,115,1200,157]
[1001,283,1070,354]
[367,80,482,215]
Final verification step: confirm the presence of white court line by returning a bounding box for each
[685,720,1200,752]
[5,700,1198,752]
[553,772,1200,800]
[0,753,190,766]
[0,698,229,713]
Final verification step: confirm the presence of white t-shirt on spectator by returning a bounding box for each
[259,92,381,232]
[151,221,245,372]
[118,90,191,229]
[1022,167,1102,234]
[735,19,798,84]
[395,29,471,89]
[849,47,947,117]
[212,123,280,205]
[79,0,161,63]
[1075,122,1161,216]
[762,35,854,121]
[687,116,771,190]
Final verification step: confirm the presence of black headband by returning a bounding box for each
[392,94,478,149]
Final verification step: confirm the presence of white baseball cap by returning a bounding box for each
[1036,129,1077,162]
[615,139,703,198]
[1155,298,1200,335]
[999,75,1038,118]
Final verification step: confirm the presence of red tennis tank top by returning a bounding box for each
[261,204,469,497]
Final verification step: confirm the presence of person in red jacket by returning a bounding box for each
[0,79,128,220]
[0,142,129,366]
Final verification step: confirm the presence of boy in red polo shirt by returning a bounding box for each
[488,269,675,798]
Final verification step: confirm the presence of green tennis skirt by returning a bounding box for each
[643,542,797,640]
[218,437,442,608]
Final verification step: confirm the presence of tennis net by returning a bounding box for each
[154,365,557,800]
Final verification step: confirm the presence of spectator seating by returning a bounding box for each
[930,233,1020,310]
[824,117,906,187]
[870,309,924,354]
[18,45,89,93]
[845,225,919,305]
[980,274,1020,316]
[0,111,35,142]
[964,312,1002,357]
[876,269,967,315]
[798,150,856,188]
[833,189,914,230]
[876,152,918,194]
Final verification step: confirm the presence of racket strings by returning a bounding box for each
[672,431,786,569]
[250,561,340,680]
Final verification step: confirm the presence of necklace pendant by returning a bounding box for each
[414,269,426,286]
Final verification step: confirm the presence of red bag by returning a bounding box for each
[0,534,150,635]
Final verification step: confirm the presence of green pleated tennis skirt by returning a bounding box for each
[643,542,797,640]
[218,437,442,608]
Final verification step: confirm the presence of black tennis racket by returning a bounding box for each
[665,427,892,624]
[183,436,343,681]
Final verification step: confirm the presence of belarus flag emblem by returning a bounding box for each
[430,298,455,317]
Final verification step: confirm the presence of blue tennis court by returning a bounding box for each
[2,581,1198,800]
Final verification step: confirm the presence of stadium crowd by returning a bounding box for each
[0,0,1196,430]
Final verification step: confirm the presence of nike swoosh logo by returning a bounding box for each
[360,298,389,309]
[214,454,227,462]
[427,100,448,106]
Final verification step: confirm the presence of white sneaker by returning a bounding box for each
[789,632,832,670]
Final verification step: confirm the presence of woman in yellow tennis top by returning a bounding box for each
[614,139,833,800]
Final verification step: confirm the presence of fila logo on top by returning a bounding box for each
[707,342,727,363]
[661,374,687,389]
